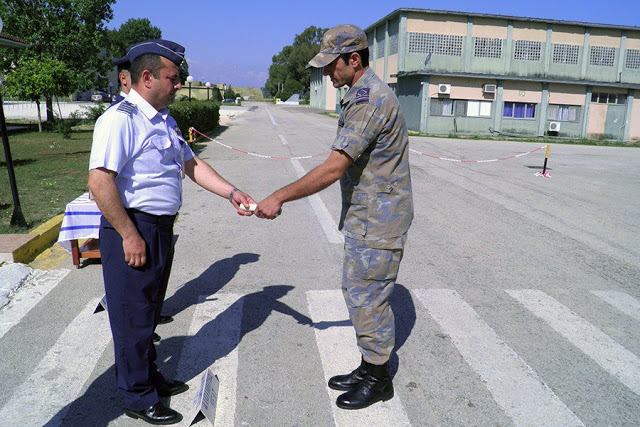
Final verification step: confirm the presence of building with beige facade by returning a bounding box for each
[310,8,640,142]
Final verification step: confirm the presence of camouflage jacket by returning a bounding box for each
[332,67,414,248]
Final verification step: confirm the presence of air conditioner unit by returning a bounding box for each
[483,84,497,94]
[548,121,561,132]
[438,84,451,95]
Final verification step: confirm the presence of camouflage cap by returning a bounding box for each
[308,24,368,68]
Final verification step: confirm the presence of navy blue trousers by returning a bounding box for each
[99,209,175,410]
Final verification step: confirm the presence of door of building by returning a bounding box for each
[604,105,626,141]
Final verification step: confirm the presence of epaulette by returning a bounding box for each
[116,100,135,116]
[354,88,369,104]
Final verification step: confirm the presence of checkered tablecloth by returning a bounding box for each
[57,192,102,252]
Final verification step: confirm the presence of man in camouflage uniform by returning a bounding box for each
[255,24,413,410]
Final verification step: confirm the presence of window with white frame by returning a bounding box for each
[474,37,503,58]
[552,43,580,64]
[625,49,640,69]
[591,92,627,104]
[431,99,459,116]
[547,104,580,122]
[430,99,492,117]
[467,100,492,117]
[514,40,542,62]
[408,32,464,56]
[503,102,536,118]
[589,46,616,67]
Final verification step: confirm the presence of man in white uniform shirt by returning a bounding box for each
[88,39,255,425]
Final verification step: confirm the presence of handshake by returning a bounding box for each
[229,188,282,220]
[239,202,282,218]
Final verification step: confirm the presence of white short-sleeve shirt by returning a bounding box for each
[89,88,195,216]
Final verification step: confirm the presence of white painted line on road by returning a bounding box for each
[415,288,584,427]
[0,297,111,426]
[265,106,278,126]
[306,290,411,426]
[278,134,288,146]
[172,293,243,427]
[0,269,69,339]
[290,158,344,244]
[507,289,640,396]
[591,290,640,322]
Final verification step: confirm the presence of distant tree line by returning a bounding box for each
[265,26,327,102]
[0,0,189,128]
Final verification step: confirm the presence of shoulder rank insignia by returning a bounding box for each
[116,100,135,116]
[354,88,369,104]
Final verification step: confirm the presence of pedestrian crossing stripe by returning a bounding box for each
[0,298,111,426]
[414,288,585,427]
[306,290,412,426]
[1,288,638,425]
[507,289,640,396]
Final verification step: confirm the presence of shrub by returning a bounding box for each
[82,103,106,121]
[169,99,220,134]
[55,118,73,139]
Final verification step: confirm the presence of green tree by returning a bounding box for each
[108,18,162,60]
[3,58,74,132]
[265,26,326,100]
[224,85,237,100]
[179,61,190,85]
[0,0,115,121]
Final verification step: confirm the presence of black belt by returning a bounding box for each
[126,208,176,226]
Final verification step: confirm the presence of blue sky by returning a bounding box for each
[108,0,640,88]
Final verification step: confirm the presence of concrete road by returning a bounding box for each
[0,102,639,426]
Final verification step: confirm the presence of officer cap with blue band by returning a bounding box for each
[112,54,130,70]
[126,39,186,65]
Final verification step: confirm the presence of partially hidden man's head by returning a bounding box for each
[112,55,131,94]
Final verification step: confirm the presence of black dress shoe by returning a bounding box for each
[336,374,394,409]
[157,379,189,397]
[152,332,161,343]
[328,359,368,391]
[158,315,174,325]
[125,401,183,425]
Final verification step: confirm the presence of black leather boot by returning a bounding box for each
[328,358,368,391]
[336,361,393,410]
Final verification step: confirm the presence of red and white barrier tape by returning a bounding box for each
[409,145,547,163]
[191,128,330,160]
[191,128,547,165]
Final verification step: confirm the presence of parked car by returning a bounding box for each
[91,91,109,102]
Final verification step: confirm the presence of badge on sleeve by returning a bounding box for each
[116,100,135,116]
[354,88,369,104]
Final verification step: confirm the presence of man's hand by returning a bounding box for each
[231,190,257,216]
[123,233,147,267]
[255,194,283,220]
[88,167,147,267]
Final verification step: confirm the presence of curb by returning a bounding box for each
[12,214,64,264]
[0,263,33,309]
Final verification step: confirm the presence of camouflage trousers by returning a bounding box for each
[342,236,405,365]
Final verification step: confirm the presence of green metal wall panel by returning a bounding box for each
[500,119,539,136]
[396,76,423,131]
[548,121,583,138]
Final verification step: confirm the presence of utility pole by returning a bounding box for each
[0,92,27,227]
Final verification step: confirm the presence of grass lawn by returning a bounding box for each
[0,129,93,234]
